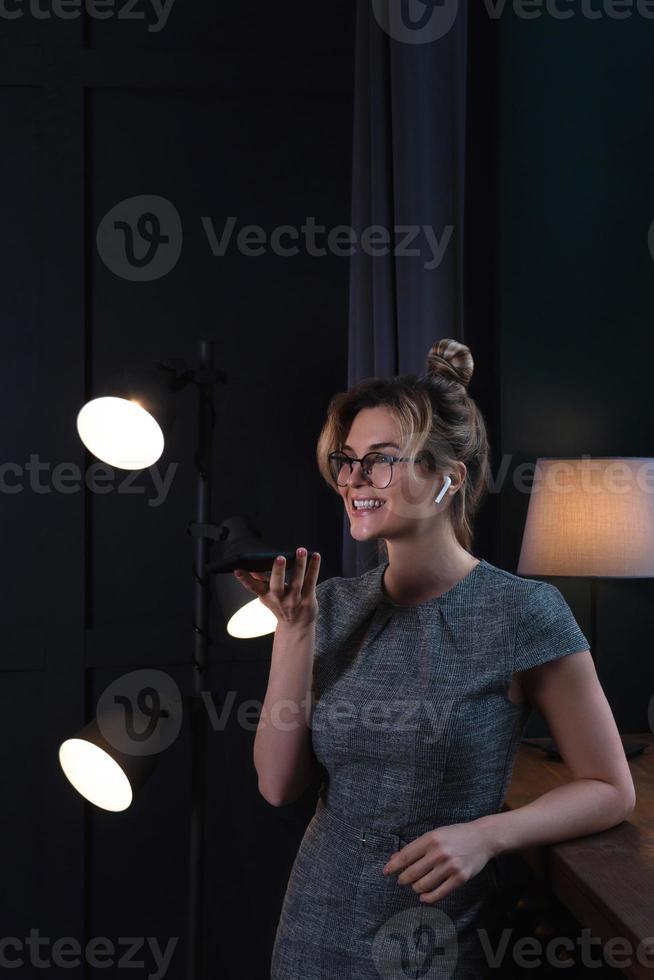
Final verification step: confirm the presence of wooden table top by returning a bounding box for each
[504,734,654,979]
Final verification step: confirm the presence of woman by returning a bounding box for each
[236,338,636,979]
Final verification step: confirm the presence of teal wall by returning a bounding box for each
[498,11,654,733]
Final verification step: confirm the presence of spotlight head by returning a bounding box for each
[58,712,158,812]
[76,356,179,470]
[59,672,184,811]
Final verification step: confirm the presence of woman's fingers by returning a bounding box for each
[302,551,321,597]
[233,568,267,594]
[287,548,307,596]
[233,549,321,628]
[233,550,321,601]
[268,555,287,597]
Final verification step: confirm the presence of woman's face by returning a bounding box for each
[335,406,448,542]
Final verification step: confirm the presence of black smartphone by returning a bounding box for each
[213,550,303,573]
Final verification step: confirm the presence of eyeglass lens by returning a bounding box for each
[330,453,393,489]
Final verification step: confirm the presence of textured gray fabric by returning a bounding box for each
[270,558,590,979]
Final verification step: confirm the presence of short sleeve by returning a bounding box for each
[513,582,590,673]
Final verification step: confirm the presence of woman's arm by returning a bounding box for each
[476,649,636,856]
[254,619,319,807]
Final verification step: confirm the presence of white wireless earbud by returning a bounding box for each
[434,475,452,504]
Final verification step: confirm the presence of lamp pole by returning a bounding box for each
[188,338,219,980]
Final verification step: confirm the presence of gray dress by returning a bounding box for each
[270,557,590,979]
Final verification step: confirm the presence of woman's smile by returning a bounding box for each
[349,496,388,517]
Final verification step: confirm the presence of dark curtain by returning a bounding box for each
[344,0,491,578]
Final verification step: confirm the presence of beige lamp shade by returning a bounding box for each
[517,457,654,578]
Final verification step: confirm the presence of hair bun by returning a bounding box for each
[426,339,473,390]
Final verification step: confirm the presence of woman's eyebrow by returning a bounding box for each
[342,442,401,451]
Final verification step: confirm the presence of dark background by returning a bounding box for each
[2,3,653,979]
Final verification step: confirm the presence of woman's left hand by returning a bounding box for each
[382,821,495,904]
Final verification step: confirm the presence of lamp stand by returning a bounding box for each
[186,339,226,980]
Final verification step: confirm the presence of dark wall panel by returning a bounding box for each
[498,12,654,734]
[90,87,353,629]
[1,5,354,978]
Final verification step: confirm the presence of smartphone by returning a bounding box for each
[210,550,303,574]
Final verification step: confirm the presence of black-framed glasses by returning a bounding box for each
[328,451,416,490]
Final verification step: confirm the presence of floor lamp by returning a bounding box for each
[61,338,300,979]
[517,456,653,761]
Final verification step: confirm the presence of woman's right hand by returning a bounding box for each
[233,547,321,629]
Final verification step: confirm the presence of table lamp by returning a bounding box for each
[517,456,654,760]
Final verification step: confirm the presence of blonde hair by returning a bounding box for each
[315,338,491,554]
